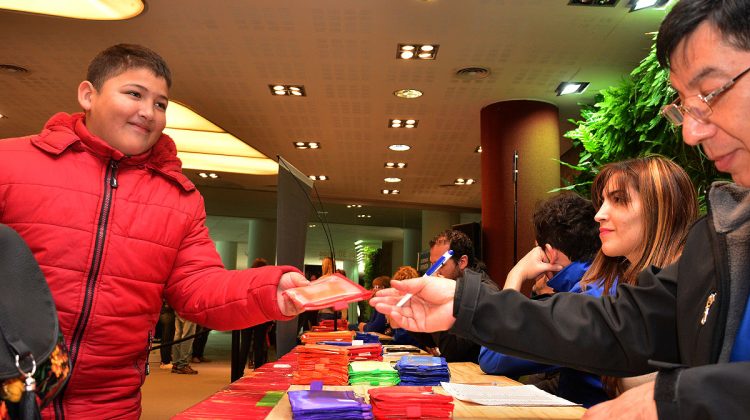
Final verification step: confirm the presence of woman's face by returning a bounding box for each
[594,178,645,263]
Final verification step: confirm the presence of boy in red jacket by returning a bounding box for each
[0,44,308,419]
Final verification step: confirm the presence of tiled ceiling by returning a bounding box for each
[0,0,669,257]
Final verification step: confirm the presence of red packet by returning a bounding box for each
[284,273,371,310]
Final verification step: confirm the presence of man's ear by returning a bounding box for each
[458,255,469,270]
[77,81,95,112]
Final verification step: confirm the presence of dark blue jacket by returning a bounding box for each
[478,261,612,408]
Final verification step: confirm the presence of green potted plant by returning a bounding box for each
[562,40,722,211]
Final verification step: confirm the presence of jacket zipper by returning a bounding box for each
[54,159,118,417]
[145,330,152,377]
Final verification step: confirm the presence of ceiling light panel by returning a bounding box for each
[293,141,321,149]
[393,89,423,99]
[178,153,277,175]
[389,119,418,128]
[388,144,411,152]
[567,0,618,6]
[0,0,144,20]
[555,81,590,96]
[269,84,306,96]
[397,44,439,60]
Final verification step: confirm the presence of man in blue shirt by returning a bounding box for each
[481,193,605,407]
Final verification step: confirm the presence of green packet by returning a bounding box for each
[256,390,286,407]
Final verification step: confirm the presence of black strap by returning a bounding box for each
[0,224,58,378]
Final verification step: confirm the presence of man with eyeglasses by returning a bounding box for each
[370,1,750,419]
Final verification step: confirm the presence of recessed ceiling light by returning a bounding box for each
[384,177,401,183]
[381,189,400,195]
[454,178,476,185]
[475,146,482,153]
[568,0,618,6]
[389,119,418,128]
[397,44,439,60]
[555,82,590,96]
[357,214,372,219]
[393,89,423,99]
[0,64,29,75]
[308,224,317,228]
[269,84,306,96]
[293,141,321,149]
[388,144,411,152]
[384,162,408,169]
[308,175,329,181]
[347,204,363,208]
[629,0,669,11]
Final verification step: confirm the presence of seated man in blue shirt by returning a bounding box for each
[481,193,604,407]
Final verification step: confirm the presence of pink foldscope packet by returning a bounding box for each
[284,273,372,311]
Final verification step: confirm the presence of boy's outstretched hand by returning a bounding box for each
[277,272,310,316]
[369,276,457,332]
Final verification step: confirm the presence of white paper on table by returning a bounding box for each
[440,382,580,406]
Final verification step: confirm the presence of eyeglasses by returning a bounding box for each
[661,65,750,126]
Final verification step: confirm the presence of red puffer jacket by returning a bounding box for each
[0,113,297,419]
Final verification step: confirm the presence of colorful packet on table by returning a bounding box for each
[300,330,354,344]
[395,356,451,386]
[354,332,381,343]
[368,386,454,419]
[288,389,373,420]
[348,361,399,386]
[293,344,350,385]
[348,343,383,361]
[284,273,371,311]
[312,318,349,331]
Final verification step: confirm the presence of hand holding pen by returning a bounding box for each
[396,249,454,307]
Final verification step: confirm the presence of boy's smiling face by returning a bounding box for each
[78,67,169,156]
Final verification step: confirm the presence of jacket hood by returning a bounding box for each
[709,181,750,234]
[33,112,194,192]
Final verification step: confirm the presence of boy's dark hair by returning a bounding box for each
[87,44,172,90]
[656,0,750,68]
[533,193,600,263]
[429,229,477,269]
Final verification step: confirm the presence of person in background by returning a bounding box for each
[481,192,604,407]
[389,266,424,348]
[0,44,309,418]
[171,314,198,374]
[356,275,391,333]
[239,258,273,369]
[317,256,347,324]
[158,300,175,370]
[492,157,698,404]
[191,326,212,364]
[410,229,497,362]
[373,2,750,413]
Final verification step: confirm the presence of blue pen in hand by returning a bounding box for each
[395,249,454,307]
